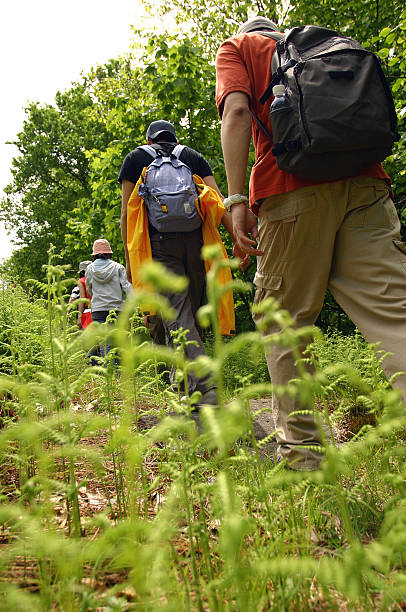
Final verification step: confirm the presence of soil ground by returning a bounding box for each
[249,397,277,458]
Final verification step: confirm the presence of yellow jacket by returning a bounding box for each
[127,172,235,335]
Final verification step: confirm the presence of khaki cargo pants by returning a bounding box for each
[253,176,406,470]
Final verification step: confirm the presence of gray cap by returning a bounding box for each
[237,16,279,34]
[78,260,91,273]
[146,120,177,142]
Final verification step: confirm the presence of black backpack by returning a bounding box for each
[254,25,399,181]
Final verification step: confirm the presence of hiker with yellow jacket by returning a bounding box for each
[119,120,249,407]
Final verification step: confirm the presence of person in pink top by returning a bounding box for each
[76,260,92,330]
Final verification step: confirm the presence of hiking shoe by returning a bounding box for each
[189,410,202,433]
[196,388,218,408]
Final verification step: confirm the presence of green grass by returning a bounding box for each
[0,248,406,611]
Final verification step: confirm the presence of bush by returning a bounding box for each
[0,280,50,379]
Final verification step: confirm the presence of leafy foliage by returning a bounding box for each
[1,76,115,280]
[1,254,406,609]
[68,35,225,261]
[1,0,405,332]
[376,9,406,230]
[0,281,49,379]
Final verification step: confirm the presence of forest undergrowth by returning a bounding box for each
[0,248,406,611]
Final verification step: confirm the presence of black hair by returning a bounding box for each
[79,270,86,278]
[92,253,112,261]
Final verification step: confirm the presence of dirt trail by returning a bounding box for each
[248,397,277,459]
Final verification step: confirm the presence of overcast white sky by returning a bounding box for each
[0,0,160,261]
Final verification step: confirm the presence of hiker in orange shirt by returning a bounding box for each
[216,16,406,470]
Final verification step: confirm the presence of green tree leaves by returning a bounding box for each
[2,0,405,305]
[1,78,114,280]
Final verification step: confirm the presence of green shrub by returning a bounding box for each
[1,254,406,611]
[0,280,50,379]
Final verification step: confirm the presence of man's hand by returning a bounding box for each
[220,92,262,263]
[246,208,259,241]
[232,203,264,257]
[233,243,250,270]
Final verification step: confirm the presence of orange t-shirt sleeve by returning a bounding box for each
[215,39,253,118]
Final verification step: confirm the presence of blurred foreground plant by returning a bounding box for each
[0,247,406,610]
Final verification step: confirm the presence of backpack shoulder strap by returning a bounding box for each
[138,144,158,159]
[264,32,285,77]
[171,144,186,159]
[249,32,285,137]
[260,31,285,42]
[249,110,272,141]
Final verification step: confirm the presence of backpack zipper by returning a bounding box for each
[293,62,312,148]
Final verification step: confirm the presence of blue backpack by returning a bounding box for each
[138,144,202,233]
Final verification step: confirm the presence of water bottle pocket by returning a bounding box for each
[270,105,301,157]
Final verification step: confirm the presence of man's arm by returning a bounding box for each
[202,174,223,199]
[202,169,254,268]
[121,179,136,282]
[221,91,251,196]
[221,92,263,257]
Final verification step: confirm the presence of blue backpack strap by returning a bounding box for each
[138,144,158,158]
[171,144,185,159]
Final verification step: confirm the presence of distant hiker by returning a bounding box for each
[68,284,80,305]
[216,17,406,470]
[76,260,92,330]
[119,120,241,407]
[72,259,99,365]
[67,259,91,327]
[85,239,133,358]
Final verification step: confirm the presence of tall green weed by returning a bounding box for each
[0,249,405,611]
